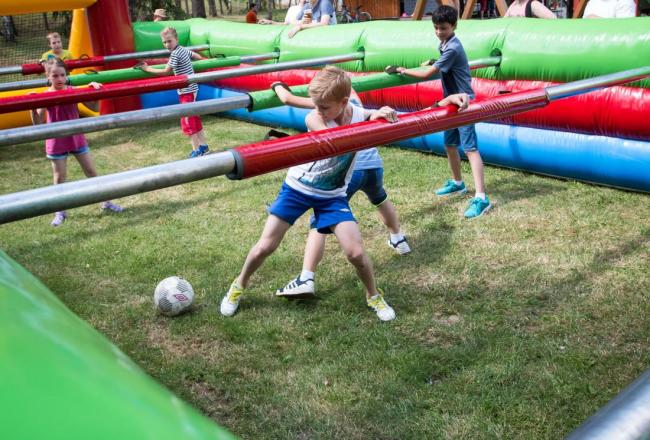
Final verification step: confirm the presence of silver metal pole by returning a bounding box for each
[103,44,210,62]
[188,52,365,84]
[0,66,22,75]
[565,369,650,440]
[469,56,501,69]
[0,95,251,147]
[547,66,650,100]
[0,45,210,79]
[0,152,236,224]
[0,78,49,93]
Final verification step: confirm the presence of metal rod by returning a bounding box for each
[547,66,650,100]
[565,369,650,440]
[0,96,252,147]
[102,44,210,63]
[0,52,279,93]
[0,152,236,224]
[188,52,365,84]
[0,66,22,75]
[0,44,210,78]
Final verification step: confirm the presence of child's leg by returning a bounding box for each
[51,158,67,184]
[303,228,326,272]
[189,133,201,150]
[445,146,463,182]
[331,221,376,298]
[466,150,486,195]
[376,200,400,234]
[237,214,292,288]
[74,150,98,178]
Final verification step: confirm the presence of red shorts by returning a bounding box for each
[179,92,203,136]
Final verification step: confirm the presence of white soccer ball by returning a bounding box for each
[154,276,195,316]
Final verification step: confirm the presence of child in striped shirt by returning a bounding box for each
[138,27,210,158]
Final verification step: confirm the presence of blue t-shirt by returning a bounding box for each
[296,0,336,24]
[433,35,474,99]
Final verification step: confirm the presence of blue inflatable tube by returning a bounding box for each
[141,86,650,193]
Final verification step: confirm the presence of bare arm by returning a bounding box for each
[271,82,316,109]
[136,61,173,75]
[395,65,440,80]
[305,110,329,131]
[366,106,398,123]
[80,81,102,111]
[287,14,330,38]
[191,51,207,61]
[532,1,557,18]
[438,93,470,110]
[30,107,46,125]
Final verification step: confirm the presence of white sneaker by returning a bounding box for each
[387,237,411,255]
[220,281,244,317]
[275,276,316,299]
[367,289,396,321]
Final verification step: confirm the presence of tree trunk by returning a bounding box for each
[184,0,190,14]
[208,0,218,15]
[191,0,207,17]
[175,0,182,7]
[217,0,225,15]
[42,13,50,30]
[267,0,274,19]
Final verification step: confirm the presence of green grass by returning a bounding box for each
[1,116,649,439]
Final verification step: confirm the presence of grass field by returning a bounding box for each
[1,115,649,439]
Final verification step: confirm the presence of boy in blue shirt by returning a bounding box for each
[220,66,398,321]
[394,5,492,219]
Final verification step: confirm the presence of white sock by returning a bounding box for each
[454,180,464,186]
[300,270,315,281]
[390,232,404,244]
[475,192,486,201]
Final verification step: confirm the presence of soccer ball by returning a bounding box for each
[154,276,195,316]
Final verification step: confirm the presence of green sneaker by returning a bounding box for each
[435,179,468,197]
[367,289,396,321]
[220,280,244,317]
[464,196,492,219]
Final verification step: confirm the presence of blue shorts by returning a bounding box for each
[47,145,90,160]
[347,168,388,206]
[269,183,356,234]
[444,125,478,152]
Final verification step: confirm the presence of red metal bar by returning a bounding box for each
[229,89,549,180]
[0,75,189,114]
[21,57,108,76]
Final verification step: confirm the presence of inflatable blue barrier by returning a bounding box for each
[140,86,650,193]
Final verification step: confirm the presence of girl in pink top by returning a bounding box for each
[504,0,557,18]
[30,58,123,227]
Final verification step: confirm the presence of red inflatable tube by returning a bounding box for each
[214,70,650,141]
[0,75,189,114]
[21,57,108,75]
[229,89,549,180]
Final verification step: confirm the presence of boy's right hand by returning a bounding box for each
[133,61,147,70]
[370,106,398,123]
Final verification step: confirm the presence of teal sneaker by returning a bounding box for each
[435,179,468,197]
[464,196,492,219]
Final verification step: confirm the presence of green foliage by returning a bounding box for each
[1,116,648,439]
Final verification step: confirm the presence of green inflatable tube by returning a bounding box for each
[134,18,650,88]
[68,56,242,86]
[0,250,237,440]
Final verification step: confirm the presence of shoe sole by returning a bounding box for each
[436,188,468,198]
[465,203,493,219]
[276,291,317,300]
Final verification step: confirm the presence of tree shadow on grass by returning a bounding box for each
[7,188,240,256]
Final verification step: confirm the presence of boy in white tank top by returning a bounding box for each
[220,66,399,322]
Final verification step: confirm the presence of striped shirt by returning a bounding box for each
[167,45,198,95]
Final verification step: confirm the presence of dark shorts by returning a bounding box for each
[47,145,90,160]
[269,183,356,234]
[444,124,478,152]
[346,168,388,206]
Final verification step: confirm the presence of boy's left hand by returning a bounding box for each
[88,82,102,89]
[370,106,398,123]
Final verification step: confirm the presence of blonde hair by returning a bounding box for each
[308,66,351,103]
[44,58,67,76]
[160,27,178,39]
[46,32,61,43]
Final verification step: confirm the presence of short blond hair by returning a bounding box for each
[160,27,178,39]
[308,66,351,103]
[46,32,61,43]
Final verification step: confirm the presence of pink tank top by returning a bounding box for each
[45,87,87,155]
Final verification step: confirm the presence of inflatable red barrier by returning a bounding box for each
[230,89,549,179]
[214,69,650,141]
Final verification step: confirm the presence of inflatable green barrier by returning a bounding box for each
[0,250,237,440]
[133,18,650,88]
